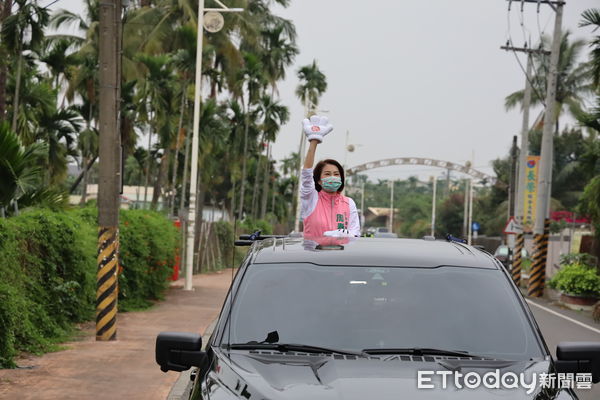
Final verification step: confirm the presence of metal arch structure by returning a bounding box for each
[347,157,496,183]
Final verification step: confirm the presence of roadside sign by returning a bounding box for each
[504,217,523,235]
[522,156,540,233]
[472,222,480,232]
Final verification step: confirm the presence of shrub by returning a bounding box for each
[0,207,179,367]
[0,210,96,368]
[548,263,600,297]
[118,209,179,310]
[558,253,597,268]
[239,218,273,236]
[214,221,245,268]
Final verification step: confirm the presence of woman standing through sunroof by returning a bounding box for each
[300,115,360,237]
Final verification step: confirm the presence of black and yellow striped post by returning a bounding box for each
[528,219,550,297]
[96,0,121,340]
[96,227,118,341]
[512,233,524,286]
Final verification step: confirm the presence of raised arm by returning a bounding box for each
[303,140,319,169]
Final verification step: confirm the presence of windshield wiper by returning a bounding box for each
[229,343,366,357]
[362,347,488,358]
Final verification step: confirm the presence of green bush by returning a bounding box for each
[239,218,273,235]
[559,253,597,268]
[118,209,179,310]
[0,207,179,367]
[214,220,245,268]
[548,263,600,297]
[0,210,96,368]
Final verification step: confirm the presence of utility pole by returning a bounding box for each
[501,36,549,287]
[467,179,474,245]
[360,181,365,230]
[508,135,518,218]
[463,179,469,238]
[431,176,437,237]
[389,180,394,233]
[96,0,121,341]
[529,0,564,298]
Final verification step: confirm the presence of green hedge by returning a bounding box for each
[0,207,179,368]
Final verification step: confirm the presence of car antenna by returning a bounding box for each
[227,213,237,361]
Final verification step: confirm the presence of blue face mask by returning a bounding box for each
[321,176,342,192]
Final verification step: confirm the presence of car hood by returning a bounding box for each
[204,351,573,400]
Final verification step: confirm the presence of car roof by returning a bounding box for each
[250,237,499,269]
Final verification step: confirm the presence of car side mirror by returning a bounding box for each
[555,342,600,383]
[156,332,206,372]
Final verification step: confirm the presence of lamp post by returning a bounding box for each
[185,1,243,291]
[431,175,437,237]
[389,180,395,233]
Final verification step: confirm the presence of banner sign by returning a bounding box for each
[522,156,540,233]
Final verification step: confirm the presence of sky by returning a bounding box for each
[52,0,599,182]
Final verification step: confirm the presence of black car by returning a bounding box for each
[156,236,600,399]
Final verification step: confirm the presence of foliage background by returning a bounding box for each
[0,207,179,368]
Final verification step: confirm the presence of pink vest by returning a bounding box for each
[304,191,350,237]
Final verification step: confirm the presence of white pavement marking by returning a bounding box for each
[526,299,600,335]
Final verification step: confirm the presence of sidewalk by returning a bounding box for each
[0,270,234,400]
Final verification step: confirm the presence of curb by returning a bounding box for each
[166,319,218,400]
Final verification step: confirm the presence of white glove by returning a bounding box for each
[323,229,354,238]
[303,115,333,143]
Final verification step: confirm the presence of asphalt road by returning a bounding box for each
[527,298,600,400]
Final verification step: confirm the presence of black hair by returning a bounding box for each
[313,159,345,193]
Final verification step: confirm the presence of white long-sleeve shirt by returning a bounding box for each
[301,168,361,237]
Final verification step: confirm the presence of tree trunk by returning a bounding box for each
[151,149,170,210]
[251,155,262,219]
[179,124,191,215]
[231,178,236,222]
[193,178,206,273]
[170,87,187,216]
[80,156,89,204]
[238,112,249,220]
[270,180,276,221]
[260,143,271,219]
[70,156,98,193]
[0,0,13,121]
[143,125,152,208]
[11,48,23,133]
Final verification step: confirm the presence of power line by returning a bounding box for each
[503,41,548,107]
[504,3,550,108]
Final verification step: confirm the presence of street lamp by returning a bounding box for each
[430,175,437,237]
[389,180,395,233]
[185,0,243,291]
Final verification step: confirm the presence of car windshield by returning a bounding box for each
[224,263,542,361]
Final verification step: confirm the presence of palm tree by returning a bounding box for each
[580,9,600,87]
[296,60,328,110]
[0,122,45,214]
[505,32,593,132]
[134,53,173,207]
[1,0,49,132]
[36,106,83,185]
[0,0,13,120]
[235,52,266,219]
[259,23,298,96]
[256,94,288,218]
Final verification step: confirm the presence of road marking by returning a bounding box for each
[526,299,600,335]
